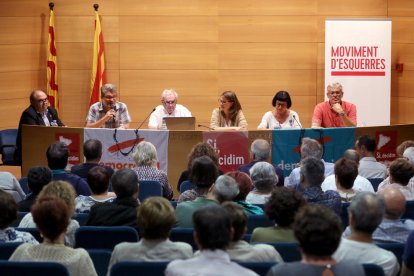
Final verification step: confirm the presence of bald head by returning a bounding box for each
[343,149,360,164]
[378,187,406,220]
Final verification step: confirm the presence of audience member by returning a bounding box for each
[0,190,38,244]
[148,89,192,129]
[178,156,219,203]
[246,162,278,204]
[0,171,26,202]
[221,202,282,262]
[356,135,387,179]
[397,140,414,157]
[166,205,258,276]
[108,197,193,271]
[70,139,114,178]
[257,90,301,129]
[239,139,284,186]
[210,91,248,130]
[86,169,139,229]
[311,82,357,128]
[300,157,341,215]
[267,204,364,276]
[75,166,116,213]
[18,181,79,247]
[18,166,52,212]
[46,141,90,196]
[402,230,414,276]
[251,187,305,243]
[331,158,359,202]
[333,192,399,276]
[85,83,131,129]
[132,141,173,200]
[380,158,414,200]
[10,197,97,276]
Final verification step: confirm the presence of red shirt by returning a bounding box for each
[312,101,357,128]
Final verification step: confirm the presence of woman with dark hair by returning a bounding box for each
[258,90,301,129]
[10,196,97,276]
[210,91,248,130]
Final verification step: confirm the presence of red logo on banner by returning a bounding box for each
[375,131,397,162]
[203,132,249,173]
[55,133,81,166]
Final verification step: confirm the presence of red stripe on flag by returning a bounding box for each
[48,26,56,56]
[331,71,385,76]
[47,61,58,90]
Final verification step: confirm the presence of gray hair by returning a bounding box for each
[403,147,414,165]
[249,162,278,193]
[132,141,158,167]
[161,89,178,100]
[101,83,118,98]
[300,157,325,187]
[300,138,323,160]
[213,175,240,203]
[343,149,360,164]
[327,82,343,93]
[348,192,385,234]
[251,139,270,161]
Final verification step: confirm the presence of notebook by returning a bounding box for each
[163,117,196,130]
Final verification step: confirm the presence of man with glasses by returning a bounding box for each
[86,83,131,129]
[311,82,357,128]
[16,89,65,165]
[148,89,192,129]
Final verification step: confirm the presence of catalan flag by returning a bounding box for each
[46,5,59,110]
[89,7,106,106]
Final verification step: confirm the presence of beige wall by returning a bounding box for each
[0,0,414,130]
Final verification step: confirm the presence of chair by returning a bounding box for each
[402,200,414,220]
[170,227,197,250]
[19,177,30,194]
[11,212,28,227]
[340,202,350,228]
[0,242,22,260]
[246,215,274,234]
[268,242,301,262]
[110,261,169,276]
[376,242,405,265]
[170,200,178,209]
[362,263,385,276]
[15,228,42,242]
[139,180,162,202]
[0,129,18,166]
[74,213,89,226]
[179,180,196,194]
[0,260,69,276]
[87,249,112,276]
[75,226,139,250]
[238,262,277,276]
[367,178,384,192]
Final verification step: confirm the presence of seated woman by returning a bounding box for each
[108,197,193,271]
[251,187,305,243]
[133,141,173,200]
[0,190,38,244]
[178,156,219,203]
[75,166,116,213]
[334,158,359,202]
[0,171,26,202]
[210,91,248,130]
[10,196,97,276]
[378,158,414,200]
[18,181,79,247]
[222,202,282,262]
[258,90,301,129]
[245,162,278,204]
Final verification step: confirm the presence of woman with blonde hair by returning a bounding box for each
[210,91,248,130]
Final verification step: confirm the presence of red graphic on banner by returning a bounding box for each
[375,131,397,162]
[294,136,332,154]
[107,138,144,153]
[54,133,81,165]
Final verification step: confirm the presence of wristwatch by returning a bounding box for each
[339,112,345,116]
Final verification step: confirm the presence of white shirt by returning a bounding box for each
[358,157,387,179]
[321,174,374,193]
[0,172,26,201]
[257,110,301,129]
[148,104,192,129]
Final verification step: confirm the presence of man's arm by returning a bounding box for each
[85,108,115,128]
[332,103,356,127]
[311,104,323,128]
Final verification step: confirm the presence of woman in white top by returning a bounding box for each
[258,91,301,129]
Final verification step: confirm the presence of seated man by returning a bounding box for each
[311,82,357,128]
[18,166,52,212]
[85,83,131,129]
[402,231,414,276]
[325,158,359,202]
[148,89,192,129]
[166,205,257,276]
[0,172,26,202]
[356,135,387,179]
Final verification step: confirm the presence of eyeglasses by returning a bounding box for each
[219,99,232,104]
[330,91,342,95]
[38,98,48,104]
[163,100,176,105]
[104,95,116,100]
[276,102,287,108]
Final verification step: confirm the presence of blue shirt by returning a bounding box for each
[302,186,341,215]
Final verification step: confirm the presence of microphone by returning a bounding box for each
[136,108,156,130]
[198,124,215,131]
[109,104,117,122]
[293,115,302,129]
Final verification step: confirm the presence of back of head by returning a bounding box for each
[389,158,414,186]
[111,168,139,198]
[83,139,102,161]
[32,196,71,242]
[187,142,219,170]
[193,205,231,250]
[189,156,219,188]
[222,201,247,241]
[249,161,278,193]
[251,139,270,161]
[300,138,323,160]
[46,142,69,170]
[0,190,17,229]
[397,140,414,157]
[378,187,406,220]
[343,149,360,164]
[133,141,158,167]
[294,204,342,257]
[357,135,376,153]
[348,192,385,234]
[27,166,52,195]
[300,157,325,187]
[137,197,175,240]
[38,181,76,214]
[87,166,110,194]
[334,158,358,190]
[265,187,306,227]
[403,147,414,165]
[213,175,240,203]
[226,171,252,201]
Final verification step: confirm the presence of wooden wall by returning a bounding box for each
[0,0,414,130]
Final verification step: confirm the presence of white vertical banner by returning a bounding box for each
[325,19,392,126]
